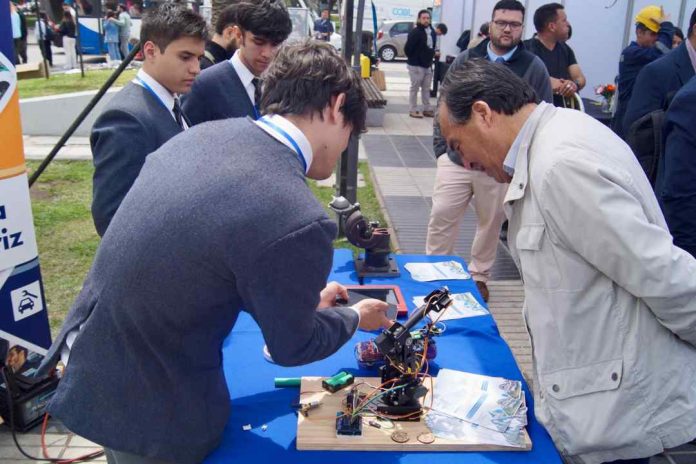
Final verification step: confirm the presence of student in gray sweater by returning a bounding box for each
[40,40,390,464]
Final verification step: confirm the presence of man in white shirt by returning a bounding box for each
[89,3,207,236]
[183,0,292,125]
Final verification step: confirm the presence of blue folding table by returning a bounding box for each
[205,249,562,463]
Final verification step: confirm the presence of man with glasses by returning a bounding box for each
[183,0,292,124]
[427,0,551,302]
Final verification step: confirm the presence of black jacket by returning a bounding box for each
[405,24,436,68]
[200,41,234,71]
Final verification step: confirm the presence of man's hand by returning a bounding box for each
[354,299,392,331]
[552,78,577,97]
[317,281,349,309]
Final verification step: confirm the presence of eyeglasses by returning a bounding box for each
[493,20,523,30]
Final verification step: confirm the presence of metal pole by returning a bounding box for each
[341,0,353,62]
[74,5,84,77]
[352,0,364,68]
[336,0,359,235]
[622,0,636,48]
[28,42,141,187]
[678,0,687,31]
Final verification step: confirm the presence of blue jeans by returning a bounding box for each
[106,42,121,62]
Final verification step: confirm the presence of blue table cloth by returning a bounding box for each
[206,250,562,464]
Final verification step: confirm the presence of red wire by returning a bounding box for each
[41,413,105,463]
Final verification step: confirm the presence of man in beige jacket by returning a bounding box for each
[438,58,696,464]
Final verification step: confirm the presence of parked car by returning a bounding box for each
[376,20,413,61]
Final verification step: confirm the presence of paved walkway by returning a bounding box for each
[6,61,694,464]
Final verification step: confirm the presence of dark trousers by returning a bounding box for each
[40,39,53,66]
[13,38,27,64]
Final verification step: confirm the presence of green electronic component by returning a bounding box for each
[322,371,354,393]
[274,377,301,388]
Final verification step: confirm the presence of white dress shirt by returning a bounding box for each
[133,69,188,129]
[229,50,257,105]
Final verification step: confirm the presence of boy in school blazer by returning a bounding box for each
[182,0,292,124]
[90,4,207,236]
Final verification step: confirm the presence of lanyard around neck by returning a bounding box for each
[135,77,173,116]
[257,116,308,173]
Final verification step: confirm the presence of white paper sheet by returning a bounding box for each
[404,261,471,282]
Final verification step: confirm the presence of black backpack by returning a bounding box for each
[625,92,676,188]
[626,110,665,187]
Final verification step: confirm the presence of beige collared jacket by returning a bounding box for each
[504,103,696,464]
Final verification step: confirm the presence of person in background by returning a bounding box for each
[427,0,551,303]
[111,4,132,60]
[623,8,695,138]
[525,3,586,108]
[434,22,448,60]
[104,10,121,67]
[183,0,292,125]
[59,10,77,70]
[314,7,333,42]
[10,2,28,64]
[673,26,684,48]
[90,4,207,236]
[200,2,240,70]
[612,5,674,139]
[404,9,437,118]
[35,12,53,67]
[468,22,489,50]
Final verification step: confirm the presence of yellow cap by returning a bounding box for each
[635,5,662,33]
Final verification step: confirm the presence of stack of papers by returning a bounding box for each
[426,369,529,448]
[404,261,471,282]
[413,292,489,321]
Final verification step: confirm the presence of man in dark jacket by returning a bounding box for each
[427,0,551,302]
[404,9,437,118]
[200,3,240,70]
[623,7,696,135]
[658,75,696,259]
[612,5,675,139]
[40,40,390,464]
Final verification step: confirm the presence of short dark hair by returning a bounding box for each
[493,0,525,19]
[417,9,430,19]
[235,0,292,45]
[215,2,241,35]
[689,7,696,38]
[674,27,685,40]
[635,22,654,33]
[479,21,490,36]
[118,4,127,12]
[440,58,536,125]
[260,40,367,135]
[533,3,563,33]
[140,3,208,52]
[436,23,448,34]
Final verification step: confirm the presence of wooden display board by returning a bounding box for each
[296,377,532,452]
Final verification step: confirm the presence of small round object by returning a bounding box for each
[417,432,435,444]
[391,431,409,443]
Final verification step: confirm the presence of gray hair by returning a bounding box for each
[440,58,536,125]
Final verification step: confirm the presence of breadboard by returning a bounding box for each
[296,376,532,452]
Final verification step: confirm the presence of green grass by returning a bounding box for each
[27,160,387,336]
[18,69,138,99]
